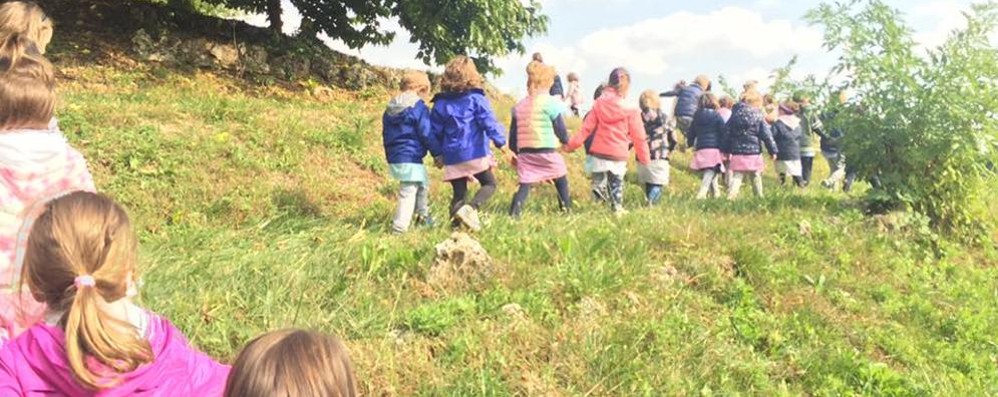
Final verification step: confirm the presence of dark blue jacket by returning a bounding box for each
[687,108,726,150]
[550,75,565,97]
[818,111,844,154]
[772,117,803,161]
[724,102,778,156]
[674,84,704,118]
[642,109,677,160]
[382,95,440,164]
[430,89,506,165]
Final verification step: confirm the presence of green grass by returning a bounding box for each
[54,62,998,396]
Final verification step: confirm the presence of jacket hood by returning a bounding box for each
[777,114,801,130]
[386,92,422,116]
[595,88,636,124]
[432,88,486,102]
[0,126,70,173]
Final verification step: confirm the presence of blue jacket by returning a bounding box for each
[674,84,704,118]
[431,89,506,165]
[772,116,803,161]
[724,102,778,156]
[818,111,844,154]
[382,93,440,164]
[687,108,726,150]
[550,75,565,97]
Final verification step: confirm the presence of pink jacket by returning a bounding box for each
[566,88,650,164]
[0,127,96,344]
[0,313,230,396]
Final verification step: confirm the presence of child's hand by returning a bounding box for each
[507,152,518,167]
[771,154,778,162]
[560,145,571,154]
[433,156,444,169]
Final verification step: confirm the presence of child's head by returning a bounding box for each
[567,72,578,83]
[0,1,52,53]
[21,191,151,390]
[673,80,687,91]
[531,52,544,63]
[225,329,358,397]
[400,70,431,97]
[694,74,710,90]
[607,67,630,95]
[718,95,734,109]
[741,90,764,109]
[440,55,482,93]
[698,92,719,110]
[526,60,555,93]
[638,89,660,112]
[593,83,606,100]
[743,80,759,93]
[0,33,55,130]
[779,100,800,115]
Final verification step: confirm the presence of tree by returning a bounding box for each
[203,0,548,75]
[806,0,998,238]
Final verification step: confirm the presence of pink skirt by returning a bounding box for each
[729,154,765,172]
[690,149,725,171]
[443,156,496,181]
[516,152,567,184]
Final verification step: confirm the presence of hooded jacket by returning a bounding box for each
[686,108,726,151]
[772,115,803,161]
[430,89,506,166]
[641,109,676,161]
[0,313,230,396]
[509,94,569,154]
[724,102,778,156]
[674,83,705,118]
[566,88,650,164]
[817,110,844,154]
[382,92,441,164]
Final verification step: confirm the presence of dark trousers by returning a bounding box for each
[801,155,815,185]
[509,176,572,217]
[449,169,497,218]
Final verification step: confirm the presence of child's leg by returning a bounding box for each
[728,172,745,199]
[710,172,720,198]
[647,184,663,205]
[779,173,787,185]
[607,172,624,211]
[793,175,805,188]
[696,169,717,199]
[751,171,765,198]
[801,155,814,185]
[392,182,420,233]
[469,169,497,209]
[554,176,572,211]
[591,172,609,202]
[509,183,532,217]
[415,183,430,218]
[449,178,469,225]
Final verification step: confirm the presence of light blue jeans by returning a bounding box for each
[392,182,428,233]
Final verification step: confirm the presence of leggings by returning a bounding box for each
[801,155,815,185]
[449,169,497,218]
[509,176,572,217]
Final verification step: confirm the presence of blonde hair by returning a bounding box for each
[694,74,711,89]
[0,33,55,129]
[638,89,660,112]
[20,192,152,390]
[225,329,359,397]
[741,90,764,108]
[718,95,735,109]
[400,70,430,94]
[0,1,52,53]
[698,92,720,110]
[526,60,555,92]
[440,56,482,93]
[567,72,579,82]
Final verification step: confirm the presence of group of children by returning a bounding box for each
[0,3,360,396]
[383,62,857,231]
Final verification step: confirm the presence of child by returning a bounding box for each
[225,329,358,397]
[430,56,507,232]
[565,67,650,213]
[637,90,676,205]
[772,101,805,187]
[0,192,230,395]
[724,90,778,199]
[0,34,96,345]
[0,1,53,54]
[508,61,572,217]
[583,83,606,200]
[792,91,821,187]
[762,93,779,124]
[382,71,440,234]
[687,93,727,199]
[565,72,583,117]
[673,75,710,133]
[717,96,735,122]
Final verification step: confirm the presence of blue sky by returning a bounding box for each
[244,0,993,98]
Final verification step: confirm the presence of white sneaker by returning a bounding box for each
[455,205,482,232]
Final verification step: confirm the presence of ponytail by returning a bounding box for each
[21,192,153,390]
[0,32,54,129]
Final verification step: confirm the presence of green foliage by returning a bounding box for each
[806,0,998,238]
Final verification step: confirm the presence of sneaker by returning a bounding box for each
[591,187,608,203]
[416,214,435,228]
[454,205,482,232]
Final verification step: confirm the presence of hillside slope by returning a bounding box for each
[40,1,998,395]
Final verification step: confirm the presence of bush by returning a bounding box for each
[806,1,998,240]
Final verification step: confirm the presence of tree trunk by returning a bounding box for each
[267,0,283,33]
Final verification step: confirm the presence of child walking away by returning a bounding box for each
[0,33,96,346]
[565,72,583,117]
[673,75,710,133]
[565,67,650,214]
[687,93,727,199]
[583,83,607,200]
[772,101,806,188]
[793,91,822,186]
[718,96,735,122]
[637,90,676,205]
[225,329,358,397]
[508,62,572,217]
[383,71,440,234]
[0,192,230,395]
[431,56,507,232]
[724,90,778,199]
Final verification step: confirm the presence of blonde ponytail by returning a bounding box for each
[0,32,55,129]
[21,192,153,390]
[0,1,53,53]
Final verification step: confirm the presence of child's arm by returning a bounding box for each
[760,121,779,157]
[474,96,506,148]
[415,102,442,158]
[553,114,570,145]
[565,109,598,152]
[508,110,519,154]
[629,111,651,165]
[430,106,445,154]
[685,113,698,148]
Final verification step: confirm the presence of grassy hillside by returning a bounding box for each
[44,3,998,396]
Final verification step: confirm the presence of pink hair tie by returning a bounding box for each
[74,275,96,289]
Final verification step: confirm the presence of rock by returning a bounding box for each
[241,45,270,74]
[274,54,311,81]
[799,220,812,236]
[502,303,526,321]
[428,232,495,290]
[578,296,606,321]
[208,43,240,68]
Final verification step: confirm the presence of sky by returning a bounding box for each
[242,0,995,98]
